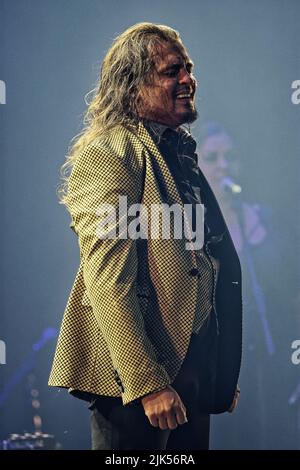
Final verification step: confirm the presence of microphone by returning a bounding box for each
[220,177,242,195]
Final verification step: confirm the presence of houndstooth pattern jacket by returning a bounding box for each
[48,122,242,411]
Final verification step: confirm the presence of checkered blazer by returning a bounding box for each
[49,123,242,411]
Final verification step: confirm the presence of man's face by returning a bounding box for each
[137,41,197,128]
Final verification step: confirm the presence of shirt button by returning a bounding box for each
[189,268,199,277]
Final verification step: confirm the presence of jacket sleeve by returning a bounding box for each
[66,141,170,404]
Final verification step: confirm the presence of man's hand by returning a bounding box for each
[228,386,240,413]
[141,385,188,430]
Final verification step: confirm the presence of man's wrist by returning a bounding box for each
[129,386,169,406]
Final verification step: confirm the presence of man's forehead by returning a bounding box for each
[151,41,192,67]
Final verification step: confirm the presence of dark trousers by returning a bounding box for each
[90,311,219,450]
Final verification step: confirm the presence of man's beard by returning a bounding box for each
[181,106,198,125]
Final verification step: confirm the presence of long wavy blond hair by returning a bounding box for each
[58,22,182,205]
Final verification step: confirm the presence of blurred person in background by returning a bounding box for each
[197,122,297,449]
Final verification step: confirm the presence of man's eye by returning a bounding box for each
[164,70,177,77]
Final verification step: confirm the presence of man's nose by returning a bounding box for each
[178,68,194,86]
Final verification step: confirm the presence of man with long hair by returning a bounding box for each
[49,22,242,450]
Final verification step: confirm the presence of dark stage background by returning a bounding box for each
[0,0,299,449]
